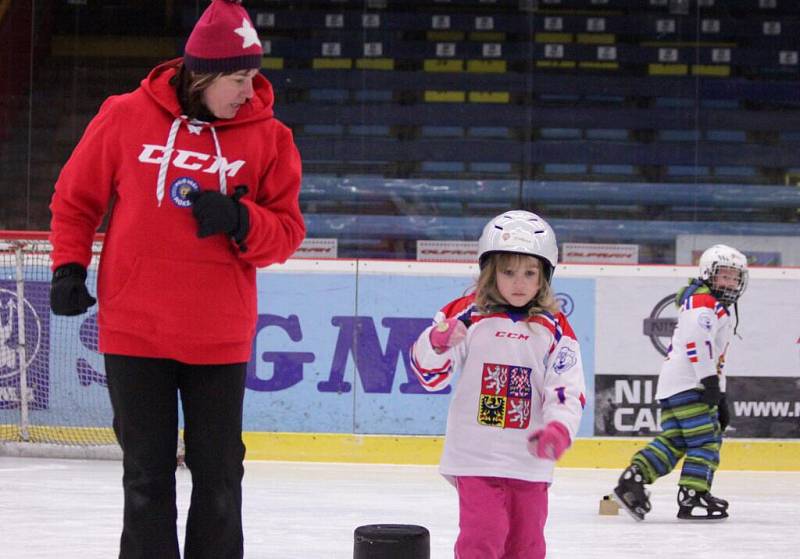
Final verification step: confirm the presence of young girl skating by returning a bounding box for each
[411,210,586,558]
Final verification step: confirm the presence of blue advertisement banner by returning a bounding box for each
[0,280,51,410]
[1,266,596,438]
[248,269,596,437]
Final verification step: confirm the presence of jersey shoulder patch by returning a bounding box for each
[440,293,476,320]
[684,293,717,311]
[530,311,577,343]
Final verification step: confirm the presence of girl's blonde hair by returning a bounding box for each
[474,252,561,317]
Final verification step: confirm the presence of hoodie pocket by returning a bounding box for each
[102,255,251,343]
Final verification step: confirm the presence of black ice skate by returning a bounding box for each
[677,486,729,520]
[612,464,652,521]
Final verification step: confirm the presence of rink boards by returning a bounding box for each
[1,259,798,469]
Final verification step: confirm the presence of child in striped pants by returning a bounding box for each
[613,244,749,521]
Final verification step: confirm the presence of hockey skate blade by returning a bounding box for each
[677,511,729,521]
[611,488,646,522]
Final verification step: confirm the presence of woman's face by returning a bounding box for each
[202,69,259,119]
[495,255,542,308]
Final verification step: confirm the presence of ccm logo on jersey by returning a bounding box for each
[138,144,245,177]
[495,331,530,340]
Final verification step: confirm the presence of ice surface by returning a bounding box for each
[1,457,797,558]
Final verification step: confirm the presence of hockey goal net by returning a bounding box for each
[0,231,120,458]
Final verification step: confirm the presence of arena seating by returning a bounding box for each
[173,1,800,258]
[300,174,800,258]
[238,0,800,184]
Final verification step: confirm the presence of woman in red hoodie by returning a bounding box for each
[48,1,305,557]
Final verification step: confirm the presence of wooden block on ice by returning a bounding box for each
[599,494,620,515]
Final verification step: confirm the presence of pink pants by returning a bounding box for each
[454,476,548,559]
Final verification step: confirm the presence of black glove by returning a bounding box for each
[50,263,96,316]
[718,395,730,431]
[699,375,722,407]
[187,186,249,248]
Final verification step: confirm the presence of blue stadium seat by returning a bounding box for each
[303,212,800,247]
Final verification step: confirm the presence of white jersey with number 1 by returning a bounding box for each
[655,291,733,400]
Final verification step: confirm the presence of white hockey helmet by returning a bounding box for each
[698,244,749,306]
[478,210,558,283]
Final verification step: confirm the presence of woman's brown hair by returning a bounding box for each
[171,63,223,120]
[474,253,561,317]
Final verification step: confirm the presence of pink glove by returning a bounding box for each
[429,318,468,354]
[527,421,571,461]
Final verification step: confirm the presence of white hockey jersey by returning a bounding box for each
[411,294,586,483]
[655,288,734,400]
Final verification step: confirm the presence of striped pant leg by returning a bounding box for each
[672,391,722,492]
[631,398,687,484]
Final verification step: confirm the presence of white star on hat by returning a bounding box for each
[234,18,260,48]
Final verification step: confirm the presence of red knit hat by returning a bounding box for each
[184,0,263,73]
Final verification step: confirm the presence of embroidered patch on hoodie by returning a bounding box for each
[170,177,200,207]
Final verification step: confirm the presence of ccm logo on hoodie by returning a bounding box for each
[138,143,245,177]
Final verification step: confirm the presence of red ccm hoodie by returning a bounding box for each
[50,59,305,364]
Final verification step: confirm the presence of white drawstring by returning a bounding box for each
[156,117,182,206]
[210,125,227,195]
[156,117,227,204]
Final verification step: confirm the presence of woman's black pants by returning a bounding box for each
[105,354,247,559]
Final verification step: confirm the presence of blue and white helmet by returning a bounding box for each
[699,244,748,306]
[477,210,558,283]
